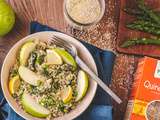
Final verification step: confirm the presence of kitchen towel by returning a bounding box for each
[0,21,116,120]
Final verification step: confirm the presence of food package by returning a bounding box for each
[125,57,160,120]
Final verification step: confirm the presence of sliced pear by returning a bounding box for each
[9,75,20,94]
[22,92,50,118]
[19,41,36,65]
[46,49,63,65]
[18,66,43,86]
[61,86,73,103]
[54,48,77,70]
[76,70,89,102]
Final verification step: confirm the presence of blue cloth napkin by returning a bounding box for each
[0,21,116,120]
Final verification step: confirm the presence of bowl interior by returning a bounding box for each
[1,31,97,120]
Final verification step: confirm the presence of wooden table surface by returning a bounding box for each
[0,0,140,120]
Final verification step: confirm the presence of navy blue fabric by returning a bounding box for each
[0,21,116,120]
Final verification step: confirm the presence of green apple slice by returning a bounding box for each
[19,41,36,65]
[76,70,89,101]
[18,66,43,86]
[22,92,50,118]
[46,49,63,65]
[54,48,77,70]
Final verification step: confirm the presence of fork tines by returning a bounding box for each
[50,36,71,52]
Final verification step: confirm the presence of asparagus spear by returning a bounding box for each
[123,7,151,20]
[123,8,143,16]
[121,38,160,48]
[128,20,160,28]
[126,20,160,36]
[123,7,160,22]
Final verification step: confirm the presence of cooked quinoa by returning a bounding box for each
[9,40,81,119]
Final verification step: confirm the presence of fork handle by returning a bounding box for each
[75,56,122,104]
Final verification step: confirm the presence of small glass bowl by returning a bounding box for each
[63,0,105,30]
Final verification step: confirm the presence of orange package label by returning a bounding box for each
[125,57,160,120]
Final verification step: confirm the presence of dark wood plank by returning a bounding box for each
[117,0,160,57]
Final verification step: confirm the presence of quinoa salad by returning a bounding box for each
[8,39,89,119]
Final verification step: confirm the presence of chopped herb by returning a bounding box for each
[36,54,45,65]
[42,65,49,76]
[10,69,18,78]
[37,80,44,87]
[39,96,55,108]
[58,101,65,112]
[52,82,60,90]
[28,52,37,71]
[73,90,78,97]
[29,85,40,95]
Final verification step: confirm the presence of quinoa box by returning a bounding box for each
[125,57,160,120]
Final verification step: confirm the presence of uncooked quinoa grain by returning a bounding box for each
[66,0,101,24]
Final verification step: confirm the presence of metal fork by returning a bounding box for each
[49,36,122,104]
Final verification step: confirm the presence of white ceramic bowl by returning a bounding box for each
[1,31,97,120]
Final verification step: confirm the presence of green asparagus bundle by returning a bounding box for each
[137,0,160,25]
[126,20,160,35]
[121,0,160,48]
[121,38,160,48]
